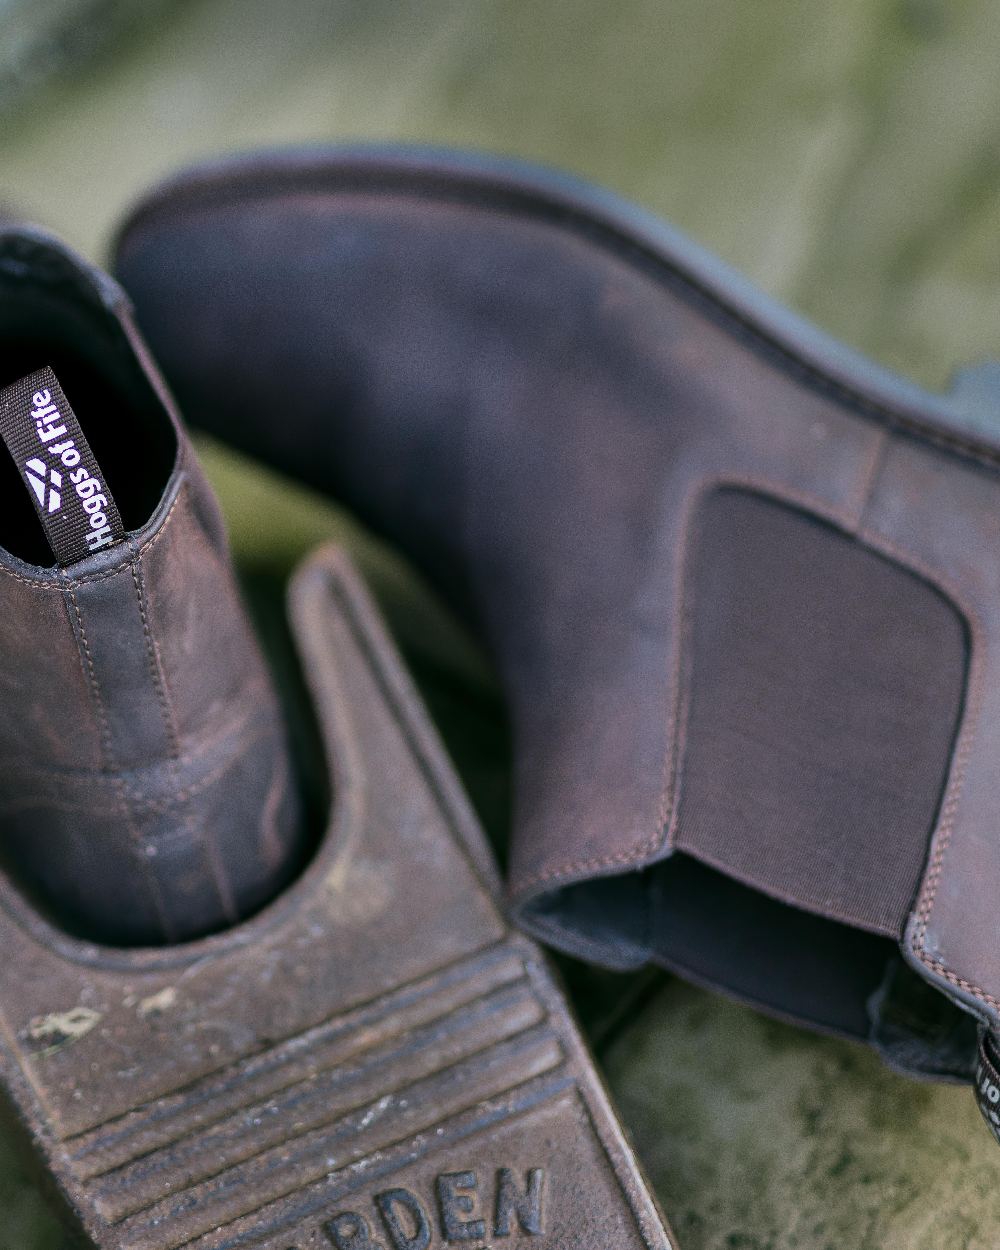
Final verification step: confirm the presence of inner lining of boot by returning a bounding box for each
[0,283,176,566]
[528,861,897,1039]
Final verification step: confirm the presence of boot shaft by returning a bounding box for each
[0,225,305,945]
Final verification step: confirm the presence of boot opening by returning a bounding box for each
[0,265,176,565]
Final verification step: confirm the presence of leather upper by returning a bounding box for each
[0,227,305,945]
[112,146,1000,1067]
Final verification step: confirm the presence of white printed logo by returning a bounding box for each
[24,457,62,514]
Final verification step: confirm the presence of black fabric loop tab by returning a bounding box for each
[974,1029,1000,1145]
[0,366,125,565]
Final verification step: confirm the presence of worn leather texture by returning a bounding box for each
[112,146,999,1068]
[0,226,305,945]
[0,544,675,1250]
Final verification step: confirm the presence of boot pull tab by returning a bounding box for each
[0,365,125,565]
[975,1029,1000,1144]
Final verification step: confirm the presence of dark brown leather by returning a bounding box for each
[0,545,675,1250]
[0,225,305,945]
[112,146,1000,1074]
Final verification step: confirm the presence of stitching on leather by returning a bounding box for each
[0,672,271,789]
[511,466,983,964]
[510,484,698,897]
[650,463,865,855]
[917,958,1000,1012]
[133,535,239,926]
[63,583,115,772]
[853,525,990,1013]
[131,550,181,761]
[0,710,271,815]
[510,469,867,899]
[512,475,855,900]
[119,723,271,813]
[62,577,175,940]
[0,486,185,590]
[657,478,701,850]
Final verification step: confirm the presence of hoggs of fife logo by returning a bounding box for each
[25,383,117,552]
[23,457,62,513]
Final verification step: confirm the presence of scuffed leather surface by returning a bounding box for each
[0,232,304,945]
[115,151,996,1046]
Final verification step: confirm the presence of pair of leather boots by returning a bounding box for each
[1,146,999,1247]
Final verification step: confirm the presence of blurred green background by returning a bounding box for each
[0,1,998,1247]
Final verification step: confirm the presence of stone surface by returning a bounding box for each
[0,0,998,1245]
[605,981,1000,1250]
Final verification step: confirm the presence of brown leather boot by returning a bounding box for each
[0,223,306,945]
[0,224,675,1250]
[114,147,1000,1121]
